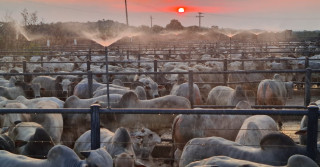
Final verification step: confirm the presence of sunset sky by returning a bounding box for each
[0,0,319,31]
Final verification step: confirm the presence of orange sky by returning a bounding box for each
[1,0,320,30]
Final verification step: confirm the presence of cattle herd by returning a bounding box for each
[0,40,320,167]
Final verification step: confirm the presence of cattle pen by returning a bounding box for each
[1,40,320,166]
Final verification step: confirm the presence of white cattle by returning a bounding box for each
[8,122,55,158]
[185,155,318,167]
[179,132,309,167]
[64,94,122,108]
[206,85,249,106]
[172,101,251,164]
[257,74,293,105]
[106,91,190,134]
[0,145,113,167]
[170,82,202,105]
[74,127,146,167]
[235,115,278,146]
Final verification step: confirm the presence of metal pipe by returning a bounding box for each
[90,104,101,150]
[105,47,110,109]
[306,105,319,160]
[305,68,312,107]
[188,70,194,108]
[88,71,93,98]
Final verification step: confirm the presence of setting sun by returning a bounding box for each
[178,7,185,13]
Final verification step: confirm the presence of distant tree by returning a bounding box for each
[165,19,184,30]
[21,8,38,27]
[152,25,164,33]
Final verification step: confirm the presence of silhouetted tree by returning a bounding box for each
[165,19,184,30]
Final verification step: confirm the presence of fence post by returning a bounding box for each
[86,61,91,71]
[306,104,319,161]
[154,60,158,83]
[188,70,194,109]
[23,61,27,82]
[168,49,171,60]
[305,56,309,69]
[105,47,110,109]
[138,54,141,70]
[88,48,92,61]
[304,68,312,107]
[88,70,93,98]
[223,59,228,86]
[127,50,129,60]
[40,55,43,67]
[90,104,101,150]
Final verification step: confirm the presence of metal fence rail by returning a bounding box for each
[0,106,318,160]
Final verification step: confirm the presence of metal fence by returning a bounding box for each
[0,105,319,160]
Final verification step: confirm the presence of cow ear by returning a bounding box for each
[80,151,91,158]
[15,140,28,148]
[14,120,22,125]
[295,129,307,135]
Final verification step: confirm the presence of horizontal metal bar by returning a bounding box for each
[98,108,309,116]
[0,108,91,114]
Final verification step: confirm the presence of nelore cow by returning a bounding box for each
[30,76,70,100]
[0,81,34,100]
[0,145,113,167]
[179,132,311,167]
[256,74,294,129]
[8,122,54,159]
[3,101,63,144]
[235,115,278,146]
[185,155,318,167]
[107,91,190,134]
[171,101,251,165]
[257,74,293,106]
[170,82,203,105]
[74,127,146,167]
[206,85,249,106]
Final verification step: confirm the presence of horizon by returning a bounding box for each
[0,0,320,31]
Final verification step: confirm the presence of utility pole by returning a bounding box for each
[125,0,129,26]
[150,16,153,28]
[196,12,204,28]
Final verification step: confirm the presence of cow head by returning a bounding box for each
[130,128,161,160]
[30,83,41,98]
[60,79,72,96]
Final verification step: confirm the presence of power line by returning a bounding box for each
[196,12,204,28]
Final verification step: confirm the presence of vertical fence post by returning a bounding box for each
[86,61,91,71]
[13,56,16,68]
[304,68,312,107]
[23,61,27,82]
[223,59,228,86]
[127,50,129,60]
[188,70,194,109]
[105,47,110,109]
[40,55,43,67]
[154,60,158,83]
[168,49,171,60]
[305,56,309,69]
[306,104,319,160]
[138,54,141,70]
[88,70,93,98]
[90,104,101,150]
[88,48,92,61]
